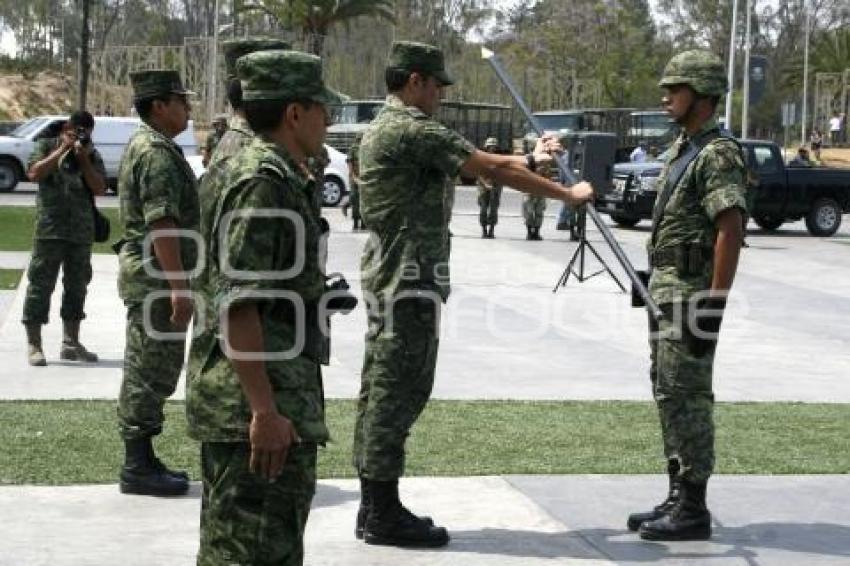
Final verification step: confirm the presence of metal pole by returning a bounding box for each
[741,0,752,139]
[801,0,811,145]
[724,0,739,133]
[208,0,221,122]
[481,47,662,321]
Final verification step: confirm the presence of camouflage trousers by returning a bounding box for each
[349,183,362,222]
[522,195,547,228]
[353,297,441,480]
[198,442,317,566]
[22,239,92,325]
[117,298,187,440]
[649,302,716,483]
[478,186,502,226]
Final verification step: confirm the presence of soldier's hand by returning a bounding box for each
[169,290,193,331]
[567,181,594,206]
[533,134,564,156]
[249,410,301,481]
[60,129,77,150]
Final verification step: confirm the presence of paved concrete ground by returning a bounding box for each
[2,475,849,565]
[1,187,849,402]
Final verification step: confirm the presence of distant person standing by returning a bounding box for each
[630,141,648,163]
[476,137,502,238]
[202,114,228,167]
[344,132,366,231]
[829,113,841,145]
[810,129,823,161]
[22,111,106,366]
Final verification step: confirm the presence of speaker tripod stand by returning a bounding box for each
[553,208,627,293]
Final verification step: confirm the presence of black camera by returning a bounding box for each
[75,126,92,146]
[61,127,93,174]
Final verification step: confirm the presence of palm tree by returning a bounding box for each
[239,0,396,55]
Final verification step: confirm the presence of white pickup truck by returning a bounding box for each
[0,115,199,192]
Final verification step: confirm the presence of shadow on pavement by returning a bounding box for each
[312,483,359,511]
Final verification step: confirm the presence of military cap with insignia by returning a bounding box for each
[387,41,454,86]
[129,69,194,102]
[223,37,292,79]
[237,50,345,105]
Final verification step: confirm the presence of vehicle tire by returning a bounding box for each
[322,176,345,207]
[0,157,22,193]
[611,214,640,228]
[753,215,783,231]
[805,198,842,236]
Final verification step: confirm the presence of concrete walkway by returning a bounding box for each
[2,475,849,565]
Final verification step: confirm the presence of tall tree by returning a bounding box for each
[239,0,395,55]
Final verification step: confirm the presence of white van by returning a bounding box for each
[0,115,199,192]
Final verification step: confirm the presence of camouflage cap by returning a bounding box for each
[387,41,454,86]
[237,50,345,105]
[212,113,229,124]
[658,50,728,97]
[484,136,498,148]
[130,69,195,101]
[223,37,292,78]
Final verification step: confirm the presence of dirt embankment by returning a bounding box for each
[0,72,75,121]
[819,148,850,168]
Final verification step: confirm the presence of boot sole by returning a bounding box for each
[627,512,666,532]
[60,351,98,362]
[119,480,189,497]
[638,526,711,541]
[364,533,450,548]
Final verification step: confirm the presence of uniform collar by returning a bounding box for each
[385,94,428,119]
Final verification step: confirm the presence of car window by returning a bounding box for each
[752,146,779,173]
[10,118,48,138]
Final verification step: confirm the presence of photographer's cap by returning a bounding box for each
[237,50,345,105]
[130,70,195,101]
[223,37,292,79]
[387,41,454,86]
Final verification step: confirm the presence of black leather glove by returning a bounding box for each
[325,274,358,315]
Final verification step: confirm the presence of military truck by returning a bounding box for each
[597,139,850,236]
[326,99,514,156]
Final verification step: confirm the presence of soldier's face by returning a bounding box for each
[295,102,330,158]
[661,85,695,124]
[156,94,191,136]
[415,74,444,116]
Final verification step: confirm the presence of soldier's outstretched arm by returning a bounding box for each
[460,149,594,207]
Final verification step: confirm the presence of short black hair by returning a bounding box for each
[226,78,243,110]
[69,110,95,129]
[385,67,414,93]
[133,95,173,121]
[243,99,314,134]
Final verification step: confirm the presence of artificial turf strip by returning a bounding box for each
[0,268,23,290]
[0,206,121,254]
[1,400,848,485]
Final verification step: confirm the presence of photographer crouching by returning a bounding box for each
[22,110,107,366]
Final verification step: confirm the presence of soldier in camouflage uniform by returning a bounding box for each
[476,137,502,238]
[186,49,345,566]
[201,114,228,167]
[627,50,746,541]
[522,193,547,240]
[22,111,107,366]
[344,132,365,230]
[353,40,594,548]
[114,70,199,497]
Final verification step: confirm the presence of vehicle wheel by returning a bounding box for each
[753,214,783,231]
[805,198,842,236]
[0,157,22,192]
[322,176,345,207]
[611,214,640,228]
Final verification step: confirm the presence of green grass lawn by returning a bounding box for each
[0,206,120,254]
[1,400,848,485]
[0,268,23,290]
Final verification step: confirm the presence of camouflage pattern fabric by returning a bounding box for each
[646,117,746,483]
[115,122,200,305]
[28,137,106,244]
[198,442,316,566]
[476,176,502,226]
[358,94,474,302]
[117,300,187,439]
[204,129,224,158]
[186,136,328,444]
[522,194,546,228]
[209,115,254,169]
[354,92,473,481]
[22,240,92,324]
[353,297,440,480]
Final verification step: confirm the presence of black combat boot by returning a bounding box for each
[627,459,681,531]
[120,437,189,496]
[639,479,711,541]
[526,226,534,240]
[357,477,433,540]
[487,225,495,239]
[363,479,449,548]
[532,227,543,241]
[481,224,488,238]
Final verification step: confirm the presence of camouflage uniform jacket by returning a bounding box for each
[209,114,254,169]
[359,94,474,302]
[186,136,328,443]
[116,122,200,304]
[204,129,224,158]
[28,137,106,244]
[647,118,747,305]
